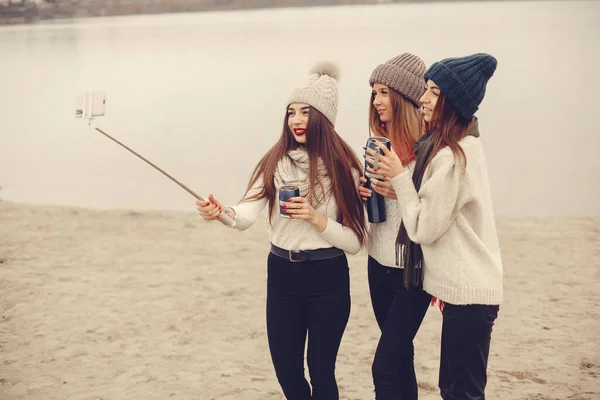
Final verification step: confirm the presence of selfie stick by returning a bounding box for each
[89,125,234,226]
[76,91,234,226]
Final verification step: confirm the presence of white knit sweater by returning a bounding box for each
[366,161,415,267]
[389,136,503,305]
[229,175,362,255]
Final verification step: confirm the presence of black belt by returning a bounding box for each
[270,244,344,263]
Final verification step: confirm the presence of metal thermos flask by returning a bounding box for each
[279,185,300,218]
[364,137,391,223]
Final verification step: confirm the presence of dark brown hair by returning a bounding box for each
[242,107,367,245]
[425,93,471,171]
[369,88,422,160]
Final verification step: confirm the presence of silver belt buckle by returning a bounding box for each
[288,249,303,263]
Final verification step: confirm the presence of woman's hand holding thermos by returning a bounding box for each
[283,196,328,233]
[364,141,405,179]
[360,176,397,200]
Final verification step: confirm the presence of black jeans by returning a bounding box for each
[266,252,351,400]
[439,303,499,400]
[368,256,432,400]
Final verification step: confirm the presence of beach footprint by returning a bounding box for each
[497,369,547,384]
[26,375,63,395]
[0,377,14,390]
[215,387,264,399]
[566,392,599,400]
[65,391,106,400]
[579,360,599,378]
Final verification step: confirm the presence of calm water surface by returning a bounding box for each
[0,1,598,216]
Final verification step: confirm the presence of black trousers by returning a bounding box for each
[368,256,431,400]
[266,252,351,400]
[439,303,499,400]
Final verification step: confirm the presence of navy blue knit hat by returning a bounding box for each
[423,53,497,121]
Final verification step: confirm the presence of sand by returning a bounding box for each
[1,200,599,399]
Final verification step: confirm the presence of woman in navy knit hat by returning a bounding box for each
[364,53,503,399]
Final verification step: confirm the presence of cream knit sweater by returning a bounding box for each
[229,174,362,255]
[389,136,503,305]
[366,161,415,267]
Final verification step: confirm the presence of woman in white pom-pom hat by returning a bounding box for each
[196,61,366,400]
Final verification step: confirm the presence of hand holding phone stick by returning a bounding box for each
[76,91,234,227]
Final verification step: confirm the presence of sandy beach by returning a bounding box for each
[0,200,599,399]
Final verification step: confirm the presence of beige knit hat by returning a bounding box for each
[288,61,340,126]
[369,52,426,107]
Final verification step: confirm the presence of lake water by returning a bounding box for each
[1,0,598,217]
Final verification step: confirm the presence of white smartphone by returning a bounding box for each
[75,91,106,118]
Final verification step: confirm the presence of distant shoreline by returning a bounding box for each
[0,0,528,26]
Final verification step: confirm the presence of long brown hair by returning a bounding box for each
[369,89,422,161]
[425,93,471,171]
[242,107,367,245]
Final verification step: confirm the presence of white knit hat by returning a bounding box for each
[288,61,340,126]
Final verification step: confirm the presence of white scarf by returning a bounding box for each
[274,148,330,206]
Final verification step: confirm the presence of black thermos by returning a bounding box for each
[364,137,391,223]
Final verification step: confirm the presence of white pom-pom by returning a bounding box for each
[310,61,340,81]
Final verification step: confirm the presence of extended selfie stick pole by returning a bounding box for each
[89,125,235,227]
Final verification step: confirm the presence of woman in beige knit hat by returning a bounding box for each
[358,52,431,400]
[196,61,366,400]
